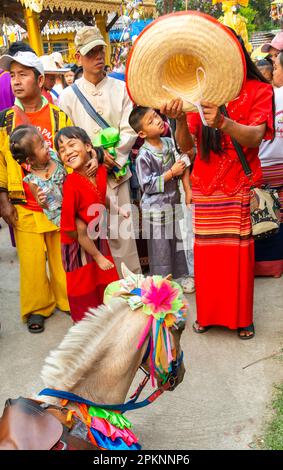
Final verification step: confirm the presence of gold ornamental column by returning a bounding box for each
[23,8,44,56]
[95,13,111,66]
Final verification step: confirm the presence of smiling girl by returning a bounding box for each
[9,124,97,228]
[54,126,120,322]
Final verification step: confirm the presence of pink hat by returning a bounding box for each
[261,32,283,53]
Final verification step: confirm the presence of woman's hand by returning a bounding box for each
[185,187,193,206]
[160,98,185,120]
[201,101,223,128]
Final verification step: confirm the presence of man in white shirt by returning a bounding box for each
[59,26,141,276]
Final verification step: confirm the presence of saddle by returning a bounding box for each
[0,397,97,450]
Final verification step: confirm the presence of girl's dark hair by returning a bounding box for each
[200,29,272,161]
[54,126,105,163]
[9,125,41,164]
[279,51,283,69]
[54,126,92,151]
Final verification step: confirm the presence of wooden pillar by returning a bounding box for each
[23,8,44,56]
[95,13,111,65]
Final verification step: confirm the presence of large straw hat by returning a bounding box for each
[126,11,246,112]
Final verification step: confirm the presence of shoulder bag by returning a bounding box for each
[221,106,281,239]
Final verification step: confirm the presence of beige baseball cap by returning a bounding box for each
[75,26,107,56]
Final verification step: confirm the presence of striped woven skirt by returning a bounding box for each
[61,238,119,322]
[193,188,254,329]
[255,163,283,277]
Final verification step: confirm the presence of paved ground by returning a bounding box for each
[0,220,282,450]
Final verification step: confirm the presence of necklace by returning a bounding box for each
[30,161,50,179]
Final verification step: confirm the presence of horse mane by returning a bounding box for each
[41,299,127,392]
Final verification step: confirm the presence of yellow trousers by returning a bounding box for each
[13,206,69,321]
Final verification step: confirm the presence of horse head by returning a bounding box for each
[0,267,187,450]
[105,263,187,392]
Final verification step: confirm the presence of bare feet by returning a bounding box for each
[93,253,114,271]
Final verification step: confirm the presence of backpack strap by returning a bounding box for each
[0,108,14,136]
[71,83,110,129]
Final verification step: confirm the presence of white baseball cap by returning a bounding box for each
[0,51,44,75]
[40,55,69,74]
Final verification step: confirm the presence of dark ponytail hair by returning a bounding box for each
[200,29,271,162]
[10,125,41,164]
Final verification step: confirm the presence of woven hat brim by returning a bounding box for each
[126,12,246,112]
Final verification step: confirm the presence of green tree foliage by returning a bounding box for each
[249,0,273,30]
[239,6,257,37]
[156,1,273,31]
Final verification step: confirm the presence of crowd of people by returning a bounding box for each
[0,22,282,341]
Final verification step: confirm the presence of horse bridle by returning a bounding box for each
[140,342,184,392]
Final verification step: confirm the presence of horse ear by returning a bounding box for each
[121,262,136,280]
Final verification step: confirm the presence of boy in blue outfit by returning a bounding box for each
[129,106,193,293]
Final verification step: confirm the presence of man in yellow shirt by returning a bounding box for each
[0,51,72,333]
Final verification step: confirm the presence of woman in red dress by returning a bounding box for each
[55,126,119,322]
[161,33,274,339]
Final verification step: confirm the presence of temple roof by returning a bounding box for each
[18,0,156,16]
[0,0,156,31]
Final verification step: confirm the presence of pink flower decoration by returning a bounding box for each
[141,278,179,315]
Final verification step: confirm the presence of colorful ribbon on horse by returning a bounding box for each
[136,276,187,386]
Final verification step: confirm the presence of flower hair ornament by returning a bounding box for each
[136,276,187,386]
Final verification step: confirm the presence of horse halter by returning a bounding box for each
[140,337,184,391]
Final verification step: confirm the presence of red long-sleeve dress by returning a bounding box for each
[187,80,274,329]
[60,166,119,322]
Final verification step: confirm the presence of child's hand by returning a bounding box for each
[171,160,186,177]
[119,207,130,218]
[85,156,98,177]
[36,188,48,209]
[185,187,193,206]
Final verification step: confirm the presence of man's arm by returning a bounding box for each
[0,141,18,226]
[114,86,138,168]
[0,191,18,226]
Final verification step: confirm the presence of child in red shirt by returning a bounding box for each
[55,126,121,322]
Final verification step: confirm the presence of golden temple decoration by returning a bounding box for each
[212,1,249,6]
[18,0,156,17]
[213,1,252,53]
[21,0,44,13]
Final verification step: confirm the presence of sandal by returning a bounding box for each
[237,323,255,340]
[27,314,45,334]
[192,321,211,334]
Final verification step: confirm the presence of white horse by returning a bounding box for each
[0,265,187,450]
